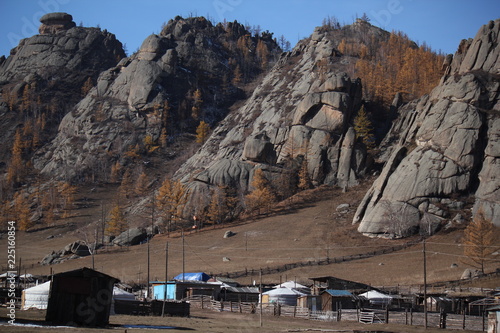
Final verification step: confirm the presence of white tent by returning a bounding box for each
[273,281,310,294]
[113,286,135,301]
[273,281,308,290]
[359,290,393,306]
[22,281,51,310]
[263,287,307,306]
[111,286,136,315]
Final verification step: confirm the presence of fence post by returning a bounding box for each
[405,308,408,325]
[386,307,389,323]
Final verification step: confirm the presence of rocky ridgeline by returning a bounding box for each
[353,19,500,238]
[0,12,124,163]
[174,26,368,214]
[33,16,280,181]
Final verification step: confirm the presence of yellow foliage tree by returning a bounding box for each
[106,204,128,236]
[462,211,499,274]
[297,159,312,191]
[134,172,148,196]
[353,105,376,149]
[196,121,210,144]
[15,191,33,231]
[58,181,77,218]
[6,129,25,185]
[245,168,276,214]
[191,89,203,121]
[156,178,188,233]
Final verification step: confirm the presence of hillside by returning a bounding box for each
[0,12,498,287]
[2,178,497,289]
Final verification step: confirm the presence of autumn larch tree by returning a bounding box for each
[353,105,376,149]
[106,204,128,237]
[297,158,312,191]
[15,191,32,231]
[6,129,25,186]
[462,210,499,274]
[156,177,188,234]
[245,168,276,215]
[191,89,203,121]
[196,121,210,144]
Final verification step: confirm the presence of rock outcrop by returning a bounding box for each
[33,16,280,181]
[39,12,76,34]
[0,12,124,165]
[354,19,500,238]
[174,26,369,214]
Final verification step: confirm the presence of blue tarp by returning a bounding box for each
[173,272,211,282]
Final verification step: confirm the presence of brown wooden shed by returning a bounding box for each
[45,267,119,327]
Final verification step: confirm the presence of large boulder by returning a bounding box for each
[39,12,76,34]
[113,227,147,246]
[63,240,91,256]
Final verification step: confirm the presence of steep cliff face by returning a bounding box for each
[0,12,124,166]
[354,19,500,238]
[33,16,280,181]
[174,26,369,214]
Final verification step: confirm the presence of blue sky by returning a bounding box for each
[0,0,499,58]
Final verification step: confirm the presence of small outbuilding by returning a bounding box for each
[321,289,356,311]
[45,267,119,327]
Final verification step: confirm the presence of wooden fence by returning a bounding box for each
[186,296,487,331]
[114,299,190,317]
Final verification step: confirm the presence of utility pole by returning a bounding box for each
[182,230,185,282]
[423,239,428,329]
[162,242,169,317]
[259,268,263,328]
[147,192,155,301]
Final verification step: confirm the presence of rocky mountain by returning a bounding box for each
[353,19,500,238]
[32,16,281,182]
[174,22,374,215]
[0,12,125,167]
[1,12,497,242]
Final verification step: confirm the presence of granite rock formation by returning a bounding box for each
[354,19,500,238]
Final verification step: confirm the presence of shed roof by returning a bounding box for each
[53,267,119,283]
[323,289,353,297]
[173,272,211,282]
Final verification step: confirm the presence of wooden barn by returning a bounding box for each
[321,289,357,311]
[45,267,118,327]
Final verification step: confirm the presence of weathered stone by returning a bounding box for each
[63,240,91,256]
[113,228,147,246]
[461,268,482,280]
[354,18,500,237]
[243,133,276,164]
[39,12,76,34]
[336,204,350,212]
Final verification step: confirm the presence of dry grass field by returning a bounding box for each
[0,180,498,332]
[2,178,497,288]
[0,307,484,333]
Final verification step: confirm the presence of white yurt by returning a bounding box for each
[22,281,51,310]
[273,281,310,294]
[111,286,136,315]
[359,290,393,306]
[262,287,307,306]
